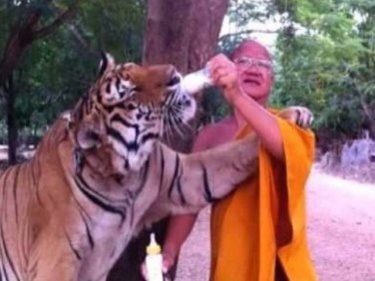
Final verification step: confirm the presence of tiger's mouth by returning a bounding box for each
[166,71,198,118]
[161,71,198,139]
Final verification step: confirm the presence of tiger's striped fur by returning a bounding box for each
[0,54,312,281]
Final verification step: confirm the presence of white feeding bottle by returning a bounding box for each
[145,233,164,281]
[180,66,214,94]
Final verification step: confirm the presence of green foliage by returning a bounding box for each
[274,0,375,140]
[79,0,145,60]
[1,0,373,146]
[208,0,374,143]
[228,1,267,26]
[0,0,145,141]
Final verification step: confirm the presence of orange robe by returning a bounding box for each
[210,114,317,281]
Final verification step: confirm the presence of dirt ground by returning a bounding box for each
[175,168,375,281]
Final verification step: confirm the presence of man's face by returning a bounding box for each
[233,43,273,105]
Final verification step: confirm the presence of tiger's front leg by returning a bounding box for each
[135,135,258,232]
[187,137,259,207]
[152,134,259,214]
[28,256,80,281]
[172,106,314,210]
[151,106,313,215]
[140,106,313,227]
[27,230,81,281]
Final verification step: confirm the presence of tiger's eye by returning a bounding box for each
[127,103,136,110]
[167,76,180,87]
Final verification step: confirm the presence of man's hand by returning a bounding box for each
[161,248,178,275]
[208,54,243,105]
[141,249,177,280]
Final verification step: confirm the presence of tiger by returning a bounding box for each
[0,53,313,281]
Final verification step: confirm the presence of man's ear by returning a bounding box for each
[98,52,115,76]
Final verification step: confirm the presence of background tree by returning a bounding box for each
[108,1,230,280]
[272,0,375,147]
[1,0,372,161]
[0,0,82,164]
[142,0,229,152]
[0,0,145,164]
[215,0,374,150]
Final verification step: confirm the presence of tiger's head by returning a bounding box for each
[68,53,196,173]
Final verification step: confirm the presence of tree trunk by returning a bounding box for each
[143,0,228,74]
[143,0,229,153]
[108,1,229,280]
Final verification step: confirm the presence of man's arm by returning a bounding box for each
[162,214,198,271]
[209,54,284,161]
[231,93,283,160]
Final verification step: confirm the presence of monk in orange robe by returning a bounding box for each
[161,39,317,281]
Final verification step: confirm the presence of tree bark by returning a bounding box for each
[108,1,229,280]
[143,0,229,153]
[143,0,229,74]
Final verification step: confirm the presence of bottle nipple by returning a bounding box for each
[181,66,214,94]
[146,233,161,255]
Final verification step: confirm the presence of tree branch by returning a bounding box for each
[0,0,83,93]
[33,0,82,40]
[66,24,97,56]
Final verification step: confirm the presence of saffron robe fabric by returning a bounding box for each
[210,114,317,281]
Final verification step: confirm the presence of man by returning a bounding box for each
[161,39,317,281]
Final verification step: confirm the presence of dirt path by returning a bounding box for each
[176,169,375,281]
[308,171,375,281]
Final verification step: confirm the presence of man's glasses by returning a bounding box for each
[233,56,273,71]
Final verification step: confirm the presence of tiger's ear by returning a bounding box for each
[98,52,115,76]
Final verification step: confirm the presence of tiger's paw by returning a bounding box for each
[278,106,314,129]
